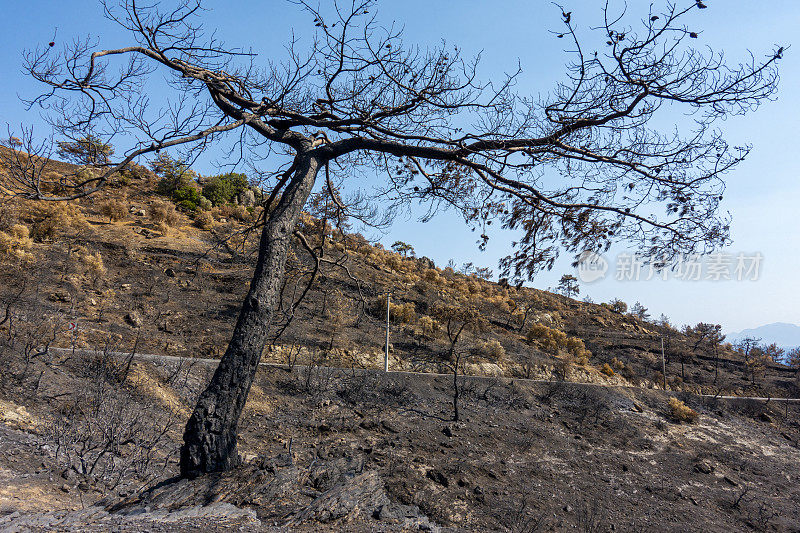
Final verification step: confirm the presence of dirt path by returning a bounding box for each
[47,347,800,403]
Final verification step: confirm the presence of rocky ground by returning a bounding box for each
[2,152,799,531]
[1,350,799,532]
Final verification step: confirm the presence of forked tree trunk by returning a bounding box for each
[180,155,320,478]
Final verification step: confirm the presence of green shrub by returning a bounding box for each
[202,173,249,206]
[151,154,198,197]
[172,186,210,212]
[603,298,628,314]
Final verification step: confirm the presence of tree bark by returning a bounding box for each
[180,154,320,478]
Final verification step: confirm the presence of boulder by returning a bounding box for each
[236,188,256,207]
[287,471,388,524]
[124,311,143,328]
[694,459,714,474]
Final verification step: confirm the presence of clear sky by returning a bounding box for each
[1,1,798,333]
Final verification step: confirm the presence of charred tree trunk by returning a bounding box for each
[180,155,320,478]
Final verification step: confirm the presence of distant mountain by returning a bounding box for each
[727,322,800,350]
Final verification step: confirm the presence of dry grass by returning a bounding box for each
[668,397,699,423]
[527,323,591,360]
[148,200,181,227]
[100,198,129,222]
[477,339,506,360]
[194,210,215,230]
[29,202,88,242]
[0,224,34,262]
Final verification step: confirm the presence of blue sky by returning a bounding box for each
[1,1,798,333]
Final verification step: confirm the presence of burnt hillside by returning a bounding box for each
[0,149,795,400]
[2,152,800,532]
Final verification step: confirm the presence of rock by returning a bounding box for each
[693,459,714,474]
[124,311,143,328]
[359,418,378,430]
[48,291,70,303]
[236,188,256,207]
[441,425,453,438]
[83,454,434,530]
[380,419,401,434]
[164,268,176,278]
[723,475,738,486]
[374,501,437,530]
[309,456,366,492]
[135,209,146,216]
[426,469,449,487]
[287,471,388,524]
[107,462,300,516]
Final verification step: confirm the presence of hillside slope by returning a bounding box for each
[2,342,800,531]
[0,153,794,399]
[2,153,800,531]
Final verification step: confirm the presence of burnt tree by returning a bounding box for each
[9,0,782,476]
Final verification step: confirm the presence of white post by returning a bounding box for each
[384,292,390,372]
[661,336,667,390]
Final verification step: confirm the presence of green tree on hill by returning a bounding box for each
[557,274,579,298]
[57,134,114,166]
[391,241,414,257]
[630,302,650,321]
